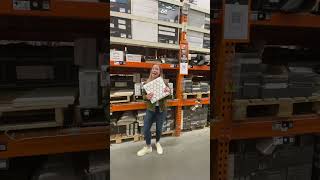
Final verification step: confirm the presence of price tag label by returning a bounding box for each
[0,144,7,151]
[224,0,249,41]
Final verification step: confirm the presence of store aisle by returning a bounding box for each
[111,128,210,180]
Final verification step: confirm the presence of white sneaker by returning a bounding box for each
[137,146,152,156]
[155,142,163,154]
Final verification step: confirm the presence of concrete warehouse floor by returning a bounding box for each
[111,128,210,180]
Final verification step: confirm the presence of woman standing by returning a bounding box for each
[137,64,171,156]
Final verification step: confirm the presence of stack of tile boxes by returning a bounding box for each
[234,53,317,99]
[288,66,316,97]
[182,105,208,130]
[229,136,314,180]
[110,0,180,45]
[187,6,210,49]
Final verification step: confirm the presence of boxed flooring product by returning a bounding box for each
[204,13,210,30]
[132,0,158,19]
[158,25,179,44]
[188,9,205,28]
[132,20,158,42]
[110,0,131,13]
[110,17,132,39]
[188,30,204,48]
[158,1,180,23]
[126,54,142,62]
[203,33,210,49]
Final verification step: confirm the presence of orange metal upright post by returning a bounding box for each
[175,1,189,136]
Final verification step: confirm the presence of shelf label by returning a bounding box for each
[224,0,249,41]
[272,121,293,132]
[0,144,7,151]
[180,63,188,75]
[0,159,8,170]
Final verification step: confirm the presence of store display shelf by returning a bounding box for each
[111,99,179,112]
[252,13,320,28]
[187,26,210,34]
[111,11,182,28]
[111,37,180,50]
[212,115,320,140]
[189,65,210,71]
[110,61,179,70]
[0,126,108,158]
[0,0,108,20]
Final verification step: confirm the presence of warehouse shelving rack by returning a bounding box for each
[211,2,320,180]
[0,1,108,159]
[110,0,210,137]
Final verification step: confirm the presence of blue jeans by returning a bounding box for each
[144,107,166,145]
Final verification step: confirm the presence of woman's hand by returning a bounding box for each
[146,93,154,100]
[164,86,170,93]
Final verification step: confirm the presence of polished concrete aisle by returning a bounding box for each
[111,128,210,180]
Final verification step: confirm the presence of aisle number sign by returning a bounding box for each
[224,0,249,42]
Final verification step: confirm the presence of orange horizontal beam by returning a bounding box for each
[0,126,108,158]
[182,98,210,106]
[252,13,320,28]
[110,61,178,70]
[111,61,209,71]
[0,0,108,20]
[189,65,210,71]
[111,99,179,112]
[212,115,320,140]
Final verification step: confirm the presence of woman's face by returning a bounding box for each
[151,65,160,79]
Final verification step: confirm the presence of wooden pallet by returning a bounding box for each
[110,90,133,104]
[183,91,210,99]
[182,125,206,132]
[0,104,65,131]
[110,134,140,144]
[233,95,320,120]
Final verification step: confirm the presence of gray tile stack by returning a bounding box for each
[288,67,316,97]
[230,136,314,180]
[183,105,208,130]
[261,65,289,98]
[234,53,263,99]
[200,82,210,92]
[183,78,193,93]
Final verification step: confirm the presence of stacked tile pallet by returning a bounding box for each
[212,1,320,180]
[110,0,210,143]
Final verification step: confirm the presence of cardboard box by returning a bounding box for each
[188,9,205,28]
[79,70,99,108]
[110,17,132,39]
[158,1,180,23]
[188,30,204,48]
[132,0,158,19]
[110,50,124,62]
[158,25,179,44]
[132,20,158,42]
[126,54,142,62]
